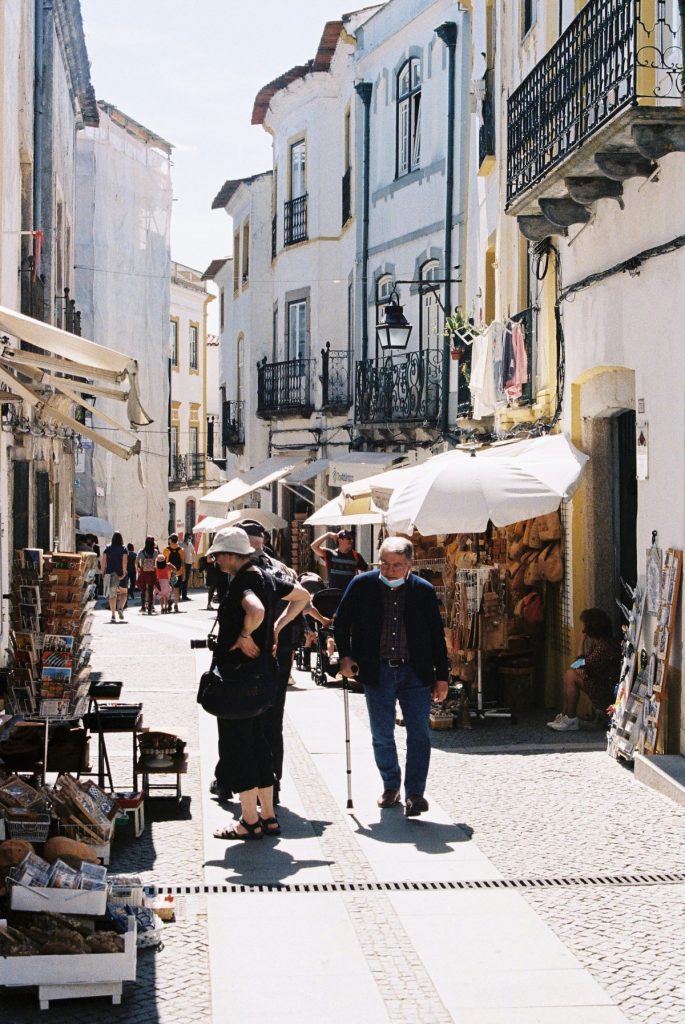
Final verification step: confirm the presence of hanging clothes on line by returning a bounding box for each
[501,319,528,402]
[469,321,500,419]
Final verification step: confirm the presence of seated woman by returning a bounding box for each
[548,608,621,731]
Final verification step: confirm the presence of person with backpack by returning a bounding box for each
[310,529,368,594]
[163,534,185,613]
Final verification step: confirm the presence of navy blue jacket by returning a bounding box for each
[334,569,449,688]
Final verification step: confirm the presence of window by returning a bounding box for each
[189,324,198,371]
[375,275,393,358]
[523,0,537,36]
[242,221,250,285]
[233,233,240,294]
[342,106,352,225]
[170,318,179,367]
[419,261,441,352]
[189,424,198,455]
[236,334,245,403]
[287,300,307,362]
[397,58,421,177]
[185,499,196,539]
[168,500,176,537]
[290,140,306,199]
[219,289,225,331]
[170,424,178,467]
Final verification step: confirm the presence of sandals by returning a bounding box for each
[213,817,262,841]
[259,816,281,836]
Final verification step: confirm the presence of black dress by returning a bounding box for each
[213,563,293,795]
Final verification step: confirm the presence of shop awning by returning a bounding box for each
[284,458,331,484]
[0,304,153,460]
[198,456,305,510]
[327,451,404,488]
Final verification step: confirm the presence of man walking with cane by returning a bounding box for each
[334,537,449,816]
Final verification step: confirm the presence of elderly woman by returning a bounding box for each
[548,607,621,731]
[208,527,308,840]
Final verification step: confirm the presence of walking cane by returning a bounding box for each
[342,676,354,809]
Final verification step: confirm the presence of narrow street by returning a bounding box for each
[4,593,684,1024]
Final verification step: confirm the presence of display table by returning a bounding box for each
[136,753,188,801]
[80,698,142,791]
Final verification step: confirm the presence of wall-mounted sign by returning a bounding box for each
[636,420,649,481]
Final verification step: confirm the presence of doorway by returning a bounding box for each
[613,410,637,592]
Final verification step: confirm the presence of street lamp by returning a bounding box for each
[375,286,412,350]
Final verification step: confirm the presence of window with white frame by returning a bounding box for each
[375,275,394,358]
[189,324,198,370]
[420,261,442,351]
[287,300,307,363]
[170,319,179,367]
[397,58,421,178]
[290,140,306,199]
[236,334,245,403]
[189,424,198,455]
[523,0,537,36]
[170,424,178,465]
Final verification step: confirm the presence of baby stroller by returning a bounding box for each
[310,588,343,687]
[295,572,325,671]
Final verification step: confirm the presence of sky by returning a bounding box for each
[80,0,353,276]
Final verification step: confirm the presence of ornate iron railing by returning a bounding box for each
[354,349,443,425]
[478,68,496,169]
[169,453,205,486]
[222,399,245,447]
[341,168,352,225]
[284,194,308,246]
[271,214,277,260]
[257,357,313,415]
[507,0,684,205]
[321,343,351,410]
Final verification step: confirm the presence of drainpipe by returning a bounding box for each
[355,82,373,363]
[435,22,458,438]
[33,0,44,284]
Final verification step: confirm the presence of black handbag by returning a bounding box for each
[197,653,271,720]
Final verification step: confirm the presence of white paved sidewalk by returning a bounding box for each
[200,670,630,1024]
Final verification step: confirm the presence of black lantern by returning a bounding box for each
[376,287,412,350]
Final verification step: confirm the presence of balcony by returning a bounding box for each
[222,399,245,448]
[321,343,351,411]
[169,453,205,488]
[284,194,308,246]
[341,168,351,226]
[507,0,685,231]
[354,349,443,425]
[257,357,313,417]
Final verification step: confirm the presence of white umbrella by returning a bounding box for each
[304,493,384,526]
[77,516,115,536]
[387,434,588,535]
[192,516,232,535]
[216,508,288,532]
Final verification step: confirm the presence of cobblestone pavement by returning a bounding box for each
[3,597,684,1023]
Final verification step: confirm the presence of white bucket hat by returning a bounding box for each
[207,527,252,557]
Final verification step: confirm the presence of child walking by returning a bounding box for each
[155,555,172,613]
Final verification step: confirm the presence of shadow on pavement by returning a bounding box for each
[204,844,335,886]
[354,817,473,854]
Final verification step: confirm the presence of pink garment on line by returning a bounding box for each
[504,322,528,400]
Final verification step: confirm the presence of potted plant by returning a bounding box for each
[444,308,482,359]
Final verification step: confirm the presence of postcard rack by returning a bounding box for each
[5,549,97,779]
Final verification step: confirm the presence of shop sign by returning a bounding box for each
[636,420,649,481]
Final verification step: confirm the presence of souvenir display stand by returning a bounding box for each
[608,548,682,762]
[5,549,96,782]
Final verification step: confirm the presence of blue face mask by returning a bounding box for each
[379,572,406,589]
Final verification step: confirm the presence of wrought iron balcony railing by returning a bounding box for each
[478,68,496,170]
[169,452,205,487]
[222,399,245,447]
[507,0,684,205]
[354,349,443,425]
[284,194,308,246]
[341,168,351,226]
[257,356,313,416]
[271,214,277,260]
[321,343,351,411]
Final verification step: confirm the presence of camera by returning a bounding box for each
[190,635,217,652]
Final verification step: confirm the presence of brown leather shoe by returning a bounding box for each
[404,794,429,817]
[377,788,402,808]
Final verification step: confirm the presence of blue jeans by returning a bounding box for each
[364,664,432,799]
